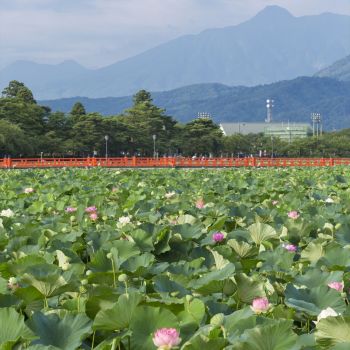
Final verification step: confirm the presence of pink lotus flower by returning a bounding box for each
[328,281,344,292]
[89,213,98,221]
[272,200,279,205]
[283,243,297,252]
[153,328,181,349]
[85,206,97,213]
[65,207,77,213]
[212,232,225,242]
[288,211,300,219]
[24,187,34,194]
[251,297,270,313]
[195,199,205,209]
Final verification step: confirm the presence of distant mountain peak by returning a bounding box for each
[253,5,293,20]
[58,60,85,68]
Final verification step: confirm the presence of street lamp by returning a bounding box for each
[152,134,156,158]
[104,135,109,161]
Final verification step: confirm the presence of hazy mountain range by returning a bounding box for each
[315,55,350,81]
[41,76,350,130]
[1,5,350,99]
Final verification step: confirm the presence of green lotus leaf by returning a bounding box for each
[129,306,178,350]
[224,307,256,343]
[121,252,155,273]
[173,223,204,240]
[129,228,154,252]
[85,290,120,319]
[285,285,346,315]
[228,239,257,258]
[28,312,92,349]
[189,263,235,292]
[154,275,189,297]
[258,246,295,272]
[93,292,143,331]
[283,220,313,242]
[27,346,60,350]
[22,264,71,298]
[294,269,343,289]
[317,244,350,269]
[232,319,300,350]
[315,316,350,348]
[300,242,325,265]
[181,323,227,350]
[178,298,206,327]
[235,273,265,303]
[0,307,35,349]
[247,223,277,245]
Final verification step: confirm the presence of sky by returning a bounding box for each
[1,0,350,69]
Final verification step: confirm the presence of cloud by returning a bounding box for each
[1,0,349,69]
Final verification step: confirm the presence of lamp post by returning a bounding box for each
[104,135,109,161]
[152,134,156,158]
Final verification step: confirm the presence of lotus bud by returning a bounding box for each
[210,313,225,327]
[118,274,128,282]
[185,295,193,303]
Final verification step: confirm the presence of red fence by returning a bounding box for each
[1,157,350,169]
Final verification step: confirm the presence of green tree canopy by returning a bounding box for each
[180,118,223,155]
[0,119,34,156]
[120,90,177,155]
[70,102,86,118]
[133,90,153,105]
[2,80,36,104]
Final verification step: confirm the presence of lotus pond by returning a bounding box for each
[1,167,350,349]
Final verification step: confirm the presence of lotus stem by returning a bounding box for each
[110,257,116,288]
[91,331,95,350]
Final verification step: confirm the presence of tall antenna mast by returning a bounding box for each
[266,99,274,123]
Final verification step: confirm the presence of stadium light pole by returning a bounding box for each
[104,135,109,161]
[266,99,274,123]
[271,136,274,158]
[152,134,156,158]
[311,113,321,138]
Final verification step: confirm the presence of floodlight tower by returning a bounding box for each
[266,99,274,123]
[311,113,322,138]
[197,112,211,119]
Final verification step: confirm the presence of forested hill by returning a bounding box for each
[41,77,350,130]
[315,55,350,81]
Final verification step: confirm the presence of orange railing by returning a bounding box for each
[1,157,350,169]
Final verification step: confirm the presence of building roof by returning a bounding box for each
[220,122,311,136]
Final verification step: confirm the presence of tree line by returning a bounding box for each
[1,80,350,158]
